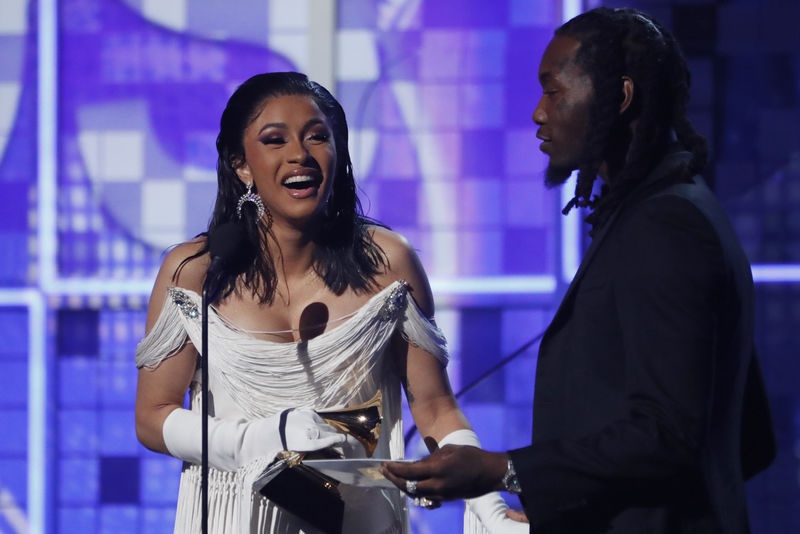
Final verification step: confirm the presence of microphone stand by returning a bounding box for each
[201,283,211,534]
[198,221,244,534]
[201,260,223,534]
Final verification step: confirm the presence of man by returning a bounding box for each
[383,7,775,533]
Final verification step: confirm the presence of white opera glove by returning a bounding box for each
[439,429,529,534]
[162,407,349,472]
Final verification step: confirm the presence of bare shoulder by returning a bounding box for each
[145,237,208,331]
[160,238,209,293]
[369,226,435,317]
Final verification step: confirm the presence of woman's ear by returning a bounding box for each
[234,159,252,184]
[620,76,634,114]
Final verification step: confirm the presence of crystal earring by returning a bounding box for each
[236,182,266,220]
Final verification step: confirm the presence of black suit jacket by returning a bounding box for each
[509,150,775,533]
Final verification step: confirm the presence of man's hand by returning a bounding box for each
[381,444,508,501]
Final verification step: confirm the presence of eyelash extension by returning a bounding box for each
[258,131,329,145]
[260,136,285,145]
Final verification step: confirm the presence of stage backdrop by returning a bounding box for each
[0,0,797,532]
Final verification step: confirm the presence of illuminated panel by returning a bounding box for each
[0,290,45,534]
[37,0,56,291]
[559,1,583,283]
[751,264,800,283]
[431,275,556,295]
[43,279,153,298]
[561,174,581,282]
[563,0,582,20]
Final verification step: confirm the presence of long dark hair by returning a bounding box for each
[556,8,708,222]
[178,72,387,303]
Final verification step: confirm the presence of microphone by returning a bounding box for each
[203,221,245,300]
[207,221,245,272]
[208,221,245,265]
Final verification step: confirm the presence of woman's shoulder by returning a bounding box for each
[368,225,421,279]
[144,237,208,331]
[367,225,435,317]
[369,225,413,258]
[157,237,209,294]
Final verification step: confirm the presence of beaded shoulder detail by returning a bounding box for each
[377,280,409,321]
[168,287,200,319]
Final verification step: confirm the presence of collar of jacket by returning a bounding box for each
[587,144,694,237]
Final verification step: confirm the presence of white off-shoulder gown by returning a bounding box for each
[136,280,491,533]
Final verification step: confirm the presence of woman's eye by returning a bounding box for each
[260,136,285,145]
[307,132,330,142]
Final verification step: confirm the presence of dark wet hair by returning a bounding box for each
[178,72,386,303]
[555,7,708,222]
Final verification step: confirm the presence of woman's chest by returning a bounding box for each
[215,288,377,342]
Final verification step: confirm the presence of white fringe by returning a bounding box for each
[463,506,491,534]
[136,281,448,416]
[136,281,446,533]
[135,291,189,369]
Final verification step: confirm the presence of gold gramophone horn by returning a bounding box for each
[316,391,382,457]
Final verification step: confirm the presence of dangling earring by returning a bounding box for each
[236,182,266,220]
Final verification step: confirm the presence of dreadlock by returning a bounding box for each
[555,7,708,222]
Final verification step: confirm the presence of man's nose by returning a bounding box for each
[532,100,546,125]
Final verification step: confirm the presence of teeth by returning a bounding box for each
[284,175,314,185]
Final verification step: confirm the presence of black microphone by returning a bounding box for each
[203,221,245,300]
[207,221,245,273]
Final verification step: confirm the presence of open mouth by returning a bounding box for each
[282,175,321,190]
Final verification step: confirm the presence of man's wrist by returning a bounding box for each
[500,455,522,494]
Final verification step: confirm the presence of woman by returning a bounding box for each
[135,72,525,533]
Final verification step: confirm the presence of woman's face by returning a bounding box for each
[236,94,337,229]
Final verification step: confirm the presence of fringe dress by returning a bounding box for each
[136,280,490,533]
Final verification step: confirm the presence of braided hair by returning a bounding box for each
[178,72,387,304]
[555,8,708,221]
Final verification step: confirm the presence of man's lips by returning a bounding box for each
[539,145,550,155]
[537,134,552,153]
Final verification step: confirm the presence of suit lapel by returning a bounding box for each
[542,149,694,341]
[543,206,623,338]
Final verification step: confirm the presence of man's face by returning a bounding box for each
[533,35,594,187]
